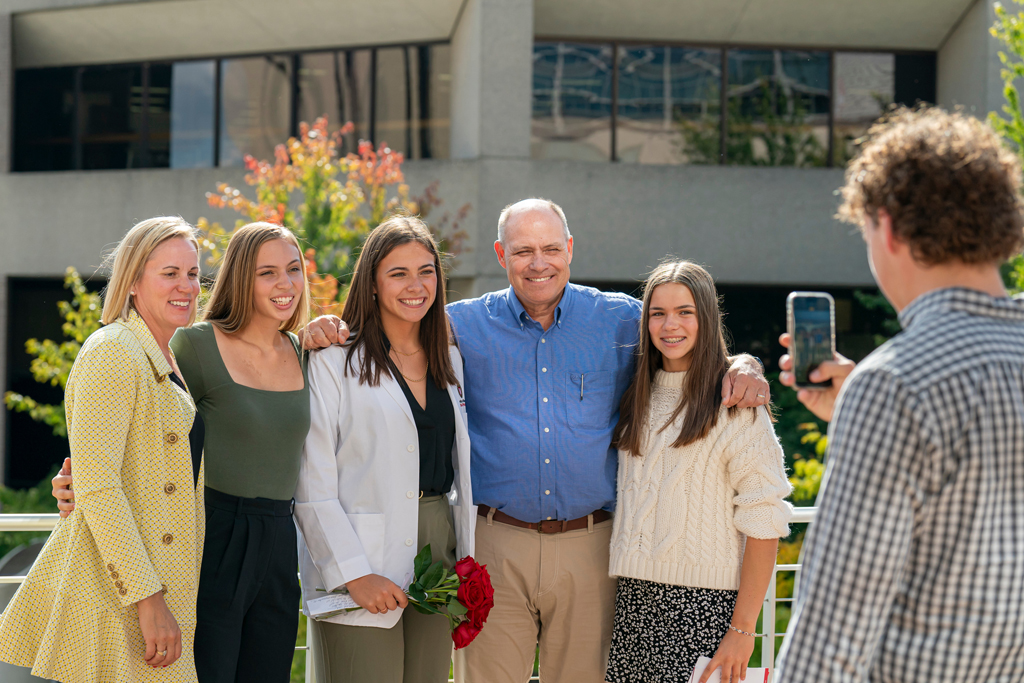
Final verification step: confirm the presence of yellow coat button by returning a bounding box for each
[118,588,127,596]
[107,563,115,571]
[161,584,168,594]
[165,433,179,445]
[110,571,119,579]
[164,483,176,495]
[162,534,174,545]
[115,581,123,588]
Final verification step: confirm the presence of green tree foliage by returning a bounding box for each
[3,269,103,437]
[991,1,1024,296]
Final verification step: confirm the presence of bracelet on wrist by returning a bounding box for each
[729,624,756,638]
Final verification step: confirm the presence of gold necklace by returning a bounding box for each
[391,350,429,382]
[391,345,424,357]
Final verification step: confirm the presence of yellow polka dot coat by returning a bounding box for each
[0,312,204,683]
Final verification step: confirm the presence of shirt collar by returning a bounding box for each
[121,309,174,380]
[504,284,573,329]
[898,286,1024,329]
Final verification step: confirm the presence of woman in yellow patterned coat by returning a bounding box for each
[0,217,205,682]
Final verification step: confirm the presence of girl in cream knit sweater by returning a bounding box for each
[606,261,793,683]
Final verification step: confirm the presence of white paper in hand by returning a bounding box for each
[307,592,360,619]
[688,656,769,683]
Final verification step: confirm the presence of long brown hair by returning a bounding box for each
[613,260,742,456]
[342,215,456,388]
[203,222,311,334]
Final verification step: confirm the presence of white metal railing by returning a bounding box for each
[0,508,818,681]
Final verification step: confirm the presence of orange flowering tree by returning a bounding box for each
[198,117,470,316]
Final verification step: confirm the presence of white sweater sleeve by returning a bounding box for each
[726,407,794,540]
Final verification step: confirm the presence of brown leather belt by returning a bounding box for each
[478,504,611,534]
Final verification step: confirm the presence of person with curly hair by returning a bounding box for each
[775,108,1024,683]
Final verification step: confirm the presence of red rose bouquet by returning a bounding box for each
[315,544,494,649]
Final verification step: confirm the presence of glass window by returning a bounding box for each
[146,64,171,168]
[219,56,292,166]
[833,53,894,166]
[375,46,413,156]
[79,64,145,169]
[616,46,722,164]
[532,42,614,161]
[297,49,372,153]
[726,49,830,167]
[422,44,451,160]
[167,60,216,168]
[13,67,76,171]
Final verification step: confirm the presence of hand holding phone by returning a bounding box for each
[786,292,836,390]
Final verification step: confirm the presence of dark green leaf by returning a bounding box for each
[413,544,433,580]
[408,585,427,603]
[447,600,468,616]
[422,561,444,590]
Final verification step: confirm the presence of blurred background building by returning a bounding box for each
[0,0,1006,485]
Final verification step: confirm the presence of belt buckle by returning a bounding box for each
[537,520,565,534]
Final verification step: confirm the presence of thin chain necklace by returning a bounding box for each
[391,349,429,383]
[391,345,424,357]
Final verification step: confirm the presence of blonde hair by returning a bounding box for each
[203,222,310,334]
[101,216,200,326]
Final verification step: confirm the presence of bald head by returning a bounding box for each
[497,198,570,246]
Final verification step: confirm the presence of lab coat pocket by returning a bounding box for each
[347,513,386,573]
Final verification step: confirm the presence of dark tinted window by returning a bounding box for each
[13,67,75,172]
[79,64,145,169]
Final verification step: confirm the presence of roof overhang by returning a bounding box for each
[12,0,979,69]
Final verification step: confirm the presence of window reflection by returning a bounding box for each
[13,67,75,171]
[298,50,372,153]
[168,61,216,168]
[80,64,145,169]
[726,49,830,167]
[532,42,614,161]
[832,53,894,166]
[616,46,721,164]
[219,56,291,167]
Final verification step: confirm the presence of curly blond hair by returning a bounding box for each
[838,107,1024,265]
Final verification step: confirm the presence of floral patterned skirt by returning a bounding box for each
[605,577,738,683]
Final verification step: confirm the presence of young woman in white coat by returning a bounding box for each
[294,215,475,683]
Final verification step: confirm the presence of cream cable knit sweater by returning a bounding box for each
[609,369,793,591]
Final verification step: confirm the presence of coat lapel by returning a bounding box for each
[122,310,173,381]
[380,371,415,427]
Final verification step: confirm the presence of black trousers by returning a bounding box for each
[195,487,300,683]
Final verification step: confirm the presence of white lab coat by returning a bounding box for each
[294,343,475,628]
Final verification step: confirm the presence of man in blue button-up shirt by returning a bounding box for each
[449,199,769,683]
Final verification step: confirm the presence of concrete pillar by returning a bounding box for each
[449,0,533,160]
[937,0,1005,118]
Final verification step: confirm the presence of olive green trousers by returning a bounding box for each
[308,495,457,683]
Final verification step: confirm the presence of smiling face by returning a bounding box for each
[494,206,573,314]
[648,282,700,373]
[251,238,306,326]
[374,241,438,327]
[131,237,201,343]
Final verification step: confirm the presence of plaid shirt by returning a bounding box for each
[776,288,1024,683]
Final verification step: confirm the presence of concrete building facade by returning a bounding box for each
[0,0,1009,485]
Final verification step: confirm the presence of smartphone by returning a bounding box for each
[786,291,836,390]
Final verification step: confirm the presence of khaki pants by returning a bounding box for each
[455,512,616,683]
[309,495,457,683]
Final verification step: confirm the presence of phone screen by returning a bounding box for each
[789,294,834,388]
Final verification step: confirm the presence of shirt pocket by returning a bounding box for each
[566,370,616,430]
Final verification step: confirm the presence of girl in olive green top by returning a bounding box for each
[171,222,311,683]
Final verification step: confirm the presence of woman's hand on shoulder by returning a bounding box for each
[52,458,75,518]
[300,316,350,350]
[699,628,755,683]
[344,574,409,615]
[136,591,182,668]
